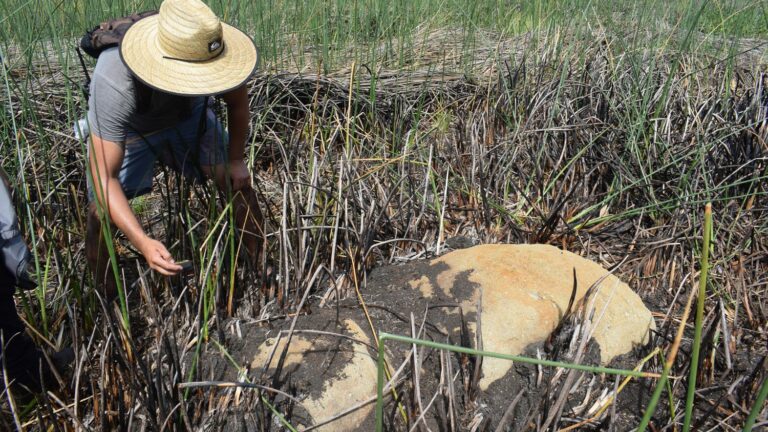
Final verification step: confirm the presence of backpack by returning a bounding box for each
[75,11,157,97]
[79,10,157,59]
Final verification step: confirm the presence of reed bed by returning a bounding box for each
[0,0,767,430]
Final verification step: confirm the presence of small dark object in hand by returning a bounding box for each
[178,260,193,273]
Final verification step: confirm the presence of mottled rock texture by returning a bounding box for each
[409,244,655,389]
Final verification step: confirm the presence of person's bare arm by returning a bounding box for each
[219,85,251,191]
[89,134,182,275]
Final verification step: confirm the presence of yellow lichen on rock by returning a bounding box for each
[299,320,377,431]
[412,244,655,389]
[249,320,378,431]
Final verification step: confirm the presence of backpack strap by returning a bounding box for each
[75,47,91,99]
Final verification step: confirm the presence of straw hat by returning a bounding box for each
[120,0,258,96]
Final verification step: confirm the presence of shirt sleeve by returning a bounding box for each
[86,49,134,143]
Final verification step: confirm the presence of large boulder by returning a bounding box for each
[222,243,655,430]
[407,244,656,389]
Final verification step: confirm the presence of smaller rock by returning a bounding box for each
[251,320,378,431]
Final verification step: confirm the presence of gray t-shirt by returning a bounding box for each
[86,48,204,143]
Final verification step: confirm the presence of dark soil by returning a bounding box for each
[207,241,671,431]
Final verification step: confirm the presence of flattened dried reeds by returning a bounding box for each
[0,14,766,430]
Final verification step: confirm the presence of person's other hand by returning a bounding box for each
[138,238,182,276]
[227,159,251,191]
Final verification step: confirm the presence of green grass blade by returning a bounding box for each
[683,202,712,431]
[743,375,768,431]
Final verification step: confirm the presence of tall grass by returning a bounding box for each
[1,0,766,71]
[0,0,766,430]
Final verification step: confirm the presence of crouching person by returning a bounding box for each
[85,0,264,305]
[0,168,73,399]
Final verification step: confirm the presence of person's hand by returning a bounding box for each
[138,237,182,276]
[227,159,251,191]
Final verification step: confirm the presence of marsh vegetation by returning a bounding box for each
[0,0,766,430]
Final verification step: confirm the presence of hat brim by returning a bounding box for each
[120,15,258,96]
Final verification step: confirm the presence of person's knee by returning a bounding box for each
[87,201,99,219]
[87,202,116,229]
[232,185,260,213]
[86,203,102,234]
[235,183,255,196]
[85,202,110,259]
